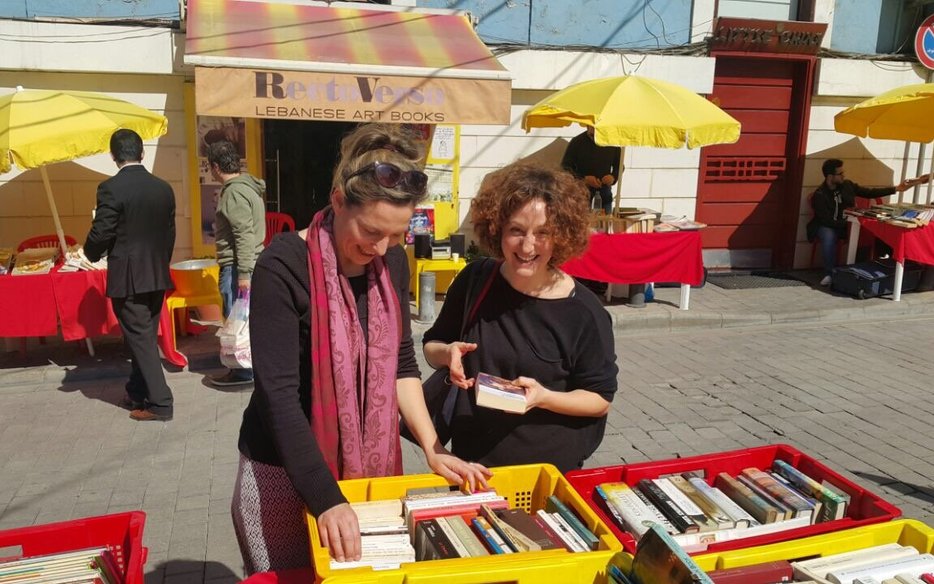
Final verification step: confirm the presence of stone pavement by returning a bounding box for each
[0,274,932,583]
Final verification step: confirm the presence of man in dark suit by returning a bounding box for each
[85,129,176,422]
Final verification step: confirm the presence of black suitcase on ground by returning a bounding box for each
[831,258,922,299]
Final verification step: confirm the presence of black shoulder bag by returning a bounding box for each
[401,258,500,446]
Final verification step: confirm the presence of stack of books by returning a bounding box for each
[0,546,122,584]
[329,487,603,570]
[59,245,107,273]
[702,543,934,584]
[0,248,12,275]
[10,247,59,276]
[595,460,851,553]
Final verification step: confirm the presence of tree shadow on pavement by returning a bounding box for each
[850,470,934,507]
[146,559,240,584]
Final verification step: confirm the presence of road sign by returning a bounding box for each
[915,13,934,70]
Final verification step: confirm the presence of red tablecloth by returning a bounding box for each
[50,269,120,341]
[1,268,189,367]
[859,218,934,265]
[561,231,705,286]
[0,272,58,337]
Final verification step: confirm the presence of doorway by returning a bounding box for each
[696,56,814,270]
[262,120,357,230]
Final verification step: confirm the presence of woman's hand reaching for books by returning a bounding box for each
[317,502,361,562]
[426,446,492,493]
[446,341,478,389]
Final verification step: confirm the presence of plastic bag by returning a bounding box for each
[218,294,252,369]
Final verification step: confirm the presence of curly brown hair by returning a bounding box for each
[471,161,590,266]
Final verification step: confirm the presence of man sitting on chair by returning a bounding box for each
[808,159,913,287]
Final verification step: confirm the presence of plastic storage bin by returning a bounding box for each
[0,511,147,584]
[309,464,622,584]
[692,519,934,572]
[565,444,901,554]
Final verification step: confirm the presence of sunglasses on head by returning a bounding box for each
[346,162,428,196]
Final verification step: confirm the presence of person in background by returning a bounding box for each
[85,129,176,422]
[422,161,618,473]
[206,140,266,387]
[561,124,622,216]
[232,123,490,574]
[809,158,914,287]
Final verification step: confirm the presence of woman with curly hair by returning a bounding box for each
[422,161,618,473]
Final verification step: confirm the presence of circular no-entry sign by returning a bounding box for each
[915,14,934,69]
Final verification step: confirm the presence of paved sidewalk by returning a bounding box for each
[0,273,932,584]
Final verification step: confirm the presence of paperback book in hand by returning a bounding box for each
[475,372,528,414]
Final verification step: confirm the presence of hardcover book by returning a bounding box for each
[714,472,781,524]
[637,478,700,533]
[474,372,528,414]
[630,524,714,584]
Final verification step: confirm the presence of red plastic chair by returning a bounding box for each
[264,212,296,246]
[17,234,77,252]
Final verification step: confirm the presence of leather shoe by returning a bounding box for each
[119,396,145,411]
[129,408,173,422]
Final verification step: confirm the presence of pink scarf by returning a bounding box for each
[306,208,403,479]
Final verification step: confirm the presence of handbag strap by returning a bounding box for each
[460,258,501,338]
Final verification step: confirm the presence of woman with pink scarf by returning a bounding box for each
[231,124,491,574]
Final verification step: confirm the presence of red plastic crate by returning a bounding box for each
[565,444,900,555]
[0,511,147,584]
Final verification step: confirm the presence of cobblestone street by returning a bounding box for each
[0,313,932,583]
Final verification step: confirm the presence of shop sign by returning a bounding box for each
[710,18,827,55]
[915,14,934,70]
[194,67,511,125]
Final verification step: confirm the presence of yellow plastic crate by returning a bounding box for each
[309,464,622,584]
[692,519,934,572]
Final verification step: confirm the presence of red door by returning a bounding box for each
[697,56,813,269]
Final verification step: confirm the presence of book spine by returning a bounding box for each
[630,484,679,533]
[771,459,845,521]
[596,483,660,538]
[736,474,792,520]
[666,475,734,529]
[470,517,508,554]
[637,478,699,533]
[531,512,572,551]
[545,510,590,552]
[480,504,540,552]
[792,544,918,580]
[445,515,489,557]
[422,518,461,559]
[713,472,779,524]
[741,467,814,519]
[826,554,934,584]
[771,471,822,522]
[641,524,715,584]
[687,477,757,527]
[545,495,600,550]
[435,516,471,558]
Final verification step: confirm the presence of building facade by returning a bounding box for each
[1,0,931,269]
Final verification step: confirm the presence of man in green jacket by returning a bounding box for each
[206,140,266,386]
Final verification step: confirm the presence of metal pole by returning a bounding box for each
[417,271,436,322]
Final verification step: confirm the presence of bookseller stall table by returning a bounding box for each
[406,249,467,306]
[845,216,934,301]
[561,231,704,310]
[0,268,199,367]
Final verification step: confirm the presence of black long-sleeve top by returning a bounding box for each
[812,180,895,231]
[238,232,419,517]
[423,261,618,473]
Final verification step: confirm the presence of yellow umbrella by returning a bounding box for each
[521,75,741,149]
[834,83,934,143]
[0,86,168,253]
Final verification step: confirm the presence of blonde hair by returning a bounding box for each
[332,124,427,207]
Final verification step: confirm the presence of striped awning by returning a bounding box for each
[184,0,512,125]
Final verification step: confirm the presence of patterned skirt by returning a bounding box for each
[231,453,312,575]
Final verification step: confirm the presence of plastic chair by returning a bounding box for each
[264,212,296,246]
[17,234,77,252]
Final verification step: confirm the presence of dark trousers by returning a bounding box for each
[113,291,173,415]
